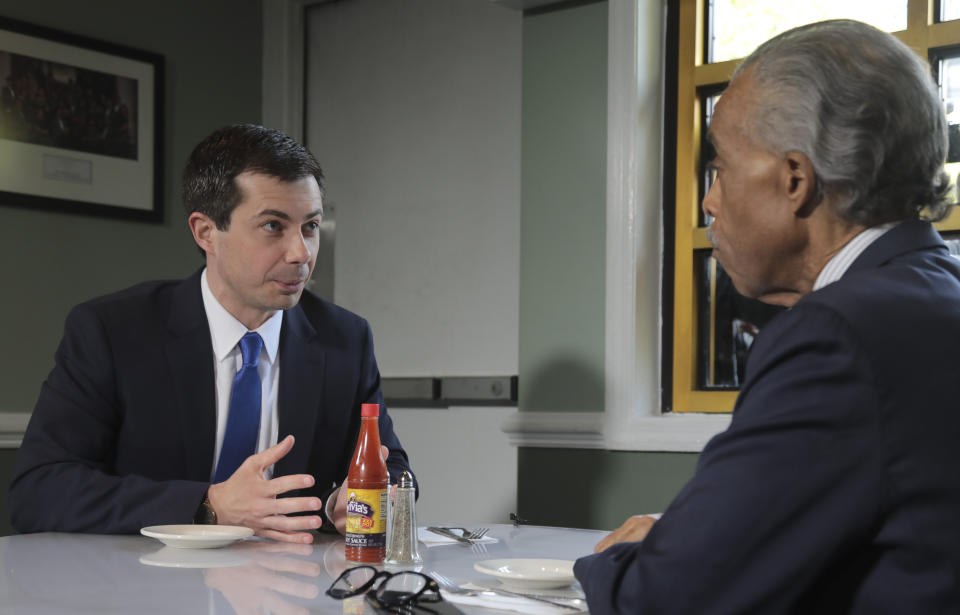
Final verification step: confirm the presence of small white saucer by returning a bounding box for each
[473,558,576,590]
[140,525,254,549]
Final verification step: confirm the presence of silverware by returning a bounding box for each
[440,526,489,540]
[425,526,472,544]
[486,586,585,610]
[430,572,583,611]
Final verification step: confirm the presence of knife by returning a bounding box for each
[479,587,584,611]
[425,526,473,544]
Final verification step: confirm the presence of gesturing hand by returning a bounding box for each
[593,515,658,553]
[207,435,323,543]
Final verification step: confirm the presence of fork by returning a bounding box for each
[429,572,582,611]
[469,540,489,556]
[443,527,489,540]
[430,571,482,597]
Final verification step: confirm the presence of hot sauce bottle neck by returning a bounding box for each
[350,404,387,478]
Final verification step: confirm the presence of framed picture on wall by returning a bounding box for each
[0,16,163,222]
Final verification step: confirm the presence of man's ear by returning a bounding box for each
[188,212,216,256]
[783,151,819,217]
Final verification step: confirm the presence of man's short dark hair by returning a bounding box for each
[182,124,325,230]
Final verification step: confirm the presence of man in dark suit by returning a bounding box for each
[8,124,413,543]
[576,20,960,613]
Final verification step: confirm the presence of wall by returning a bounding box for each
[302,0,521,524]
[305,0,521,378]
[516,1,699,530]
[0,0,263,536]
[519,2,607,413]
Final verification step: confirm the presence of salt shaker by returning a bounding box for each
[384,471,422,565]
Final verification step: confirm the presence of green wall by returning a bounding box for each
[517,1,699,531]
[0,0,263,535]
[519,449,699,529]
[0,0,263,417]
[519,1,607,413]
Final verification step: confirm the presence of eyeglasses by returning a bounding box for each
[326,565,441,612]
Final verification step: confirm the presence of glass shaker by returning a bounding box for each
[384,471,422,565]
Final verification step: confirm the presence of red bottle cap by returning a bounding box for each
[361,403,380,417]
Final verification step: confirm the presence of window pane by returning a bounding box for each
[942,231,960,256]
[942,0,960,22]
[699,90,721,227]
[709,1,908,64]
[937,52,960,204]
[694,250,784,390]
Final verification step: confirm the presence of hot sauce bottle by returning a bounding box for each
[344,403,389,563]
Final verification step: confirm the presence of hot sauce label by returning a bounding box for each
[345,488,388,548]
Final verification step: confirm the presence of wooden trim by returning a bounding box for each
[672,0,698,413]
[693,59,738,87]
[928,19,960,48]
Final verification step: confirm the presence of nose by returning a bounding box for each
[285,231,311,264]
[702,180,720,220]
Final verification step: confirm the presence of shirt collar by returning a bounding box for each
[200,268,282,364]
[812,222,899,291]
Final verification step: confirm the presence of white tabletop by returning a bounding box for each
[0,524,605,614]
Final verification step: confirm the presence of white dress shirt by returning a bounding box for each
[812,222,898,291]
[200,269,283,480]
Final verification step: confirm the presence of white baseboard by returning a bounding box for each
[0,413,29,449]
[500,411,606,448]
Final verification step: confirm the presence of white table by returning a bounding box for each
[0,524,605,614]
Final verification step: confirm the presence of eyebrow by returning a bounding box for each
[257,208,324,222]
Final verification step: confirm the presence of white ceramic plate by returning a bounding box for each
[139,546,251,568]
[140,525,254,549]
[473,558,576,590]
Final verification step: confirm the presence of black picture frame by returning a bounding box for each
[0,16,164,223]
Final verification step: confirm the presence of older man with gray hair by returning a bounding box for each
[575,19,960,613]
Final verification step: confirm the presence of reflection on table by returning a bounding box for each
[0,523,605,614]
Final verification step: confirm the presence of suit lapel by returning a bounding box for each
[164,269,217,481]
[274,305,325,477]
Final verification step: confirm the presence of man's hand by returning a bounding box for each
[594,515,658,553]
[207,435,323,544]
[203,541,321,615]
[330,445,390,535]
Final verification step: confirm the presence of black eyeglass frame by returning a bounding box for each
[326,565,441,609]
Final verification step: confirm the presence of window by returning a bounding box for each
[670,0,960,413]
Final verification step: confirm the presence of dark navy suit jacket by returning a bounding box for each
[8,268,412,534]
[575,221,960,613]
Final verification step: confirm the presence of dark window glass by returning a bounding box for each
[934,50,960,204]
[698,89,722,228]
[695,250,785,390]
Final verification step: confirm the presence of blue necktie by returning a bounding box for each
[213,332,263,483]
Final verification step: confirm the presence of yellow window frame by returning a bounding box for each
[671,0,960,413]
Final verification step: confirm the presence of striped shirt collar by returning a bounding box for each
[812,222,899,291]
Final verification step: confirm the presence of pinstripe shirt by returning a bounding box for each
[812,222,899,291]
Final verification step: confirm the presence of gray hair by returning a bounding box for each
[732,19,951,225]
